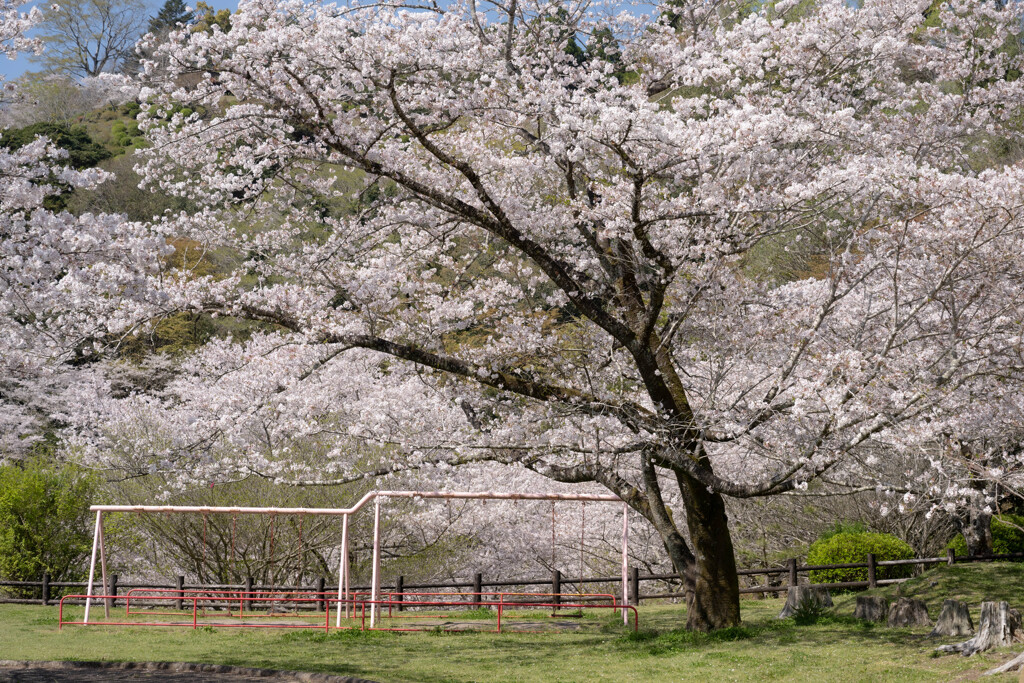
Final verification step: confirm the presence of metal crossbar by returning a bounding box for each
[84,490,632,628]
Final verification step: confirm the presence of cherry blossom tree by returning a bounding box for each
[0,0,166,459]
[55,0,1024,630]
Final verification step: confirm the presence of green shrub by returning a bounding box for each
[947,515,1024,556]
[0,457,98,596]
[0,122,111,169]
[807,531,915,585]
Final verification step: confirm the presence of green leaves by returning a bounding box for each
[0,458,97,591]
[807,531,915,586]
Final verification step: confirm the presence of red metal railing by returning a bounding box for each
[59,591,639,633]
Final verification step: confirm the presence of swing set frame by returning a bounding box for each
[82,490,631,628]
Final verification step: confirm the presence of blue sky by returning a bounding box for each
[1,0,239,80]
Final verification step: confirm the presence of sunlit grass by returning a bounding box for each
[3,564,1024,682]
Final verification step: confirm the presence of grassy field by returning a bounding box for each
[2,565,1024,682]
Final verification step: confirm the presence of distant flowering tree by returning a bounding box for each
[0,0,165,458]
[46,0,1024,630]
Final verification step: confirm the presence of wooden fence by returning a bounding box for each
[3,549,1022,607]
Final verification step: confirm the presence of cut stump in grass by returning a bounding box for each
[777,586,833,619]
[887,598,931,628]
[854,596,889,623]
[930,599,974,638]
[938,601,1023,657]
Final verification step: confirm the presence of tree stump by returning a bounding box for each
[929,599,973,638]
[938,601,1023,656]
[777,586,833,619]
[854,596,889,623]
[887,597,931,628]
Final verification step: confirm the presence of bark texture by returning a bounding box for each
[938,601,1022,656]
[887,598,931,628]
[854,596,889,623]
[678,470,741,631]
[962,506,994,556]
[640,460,699,610]
[930,599,974,638]
[983,649,1024,675]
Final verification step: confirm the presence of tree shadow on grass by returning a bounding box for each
[616,610,950,658]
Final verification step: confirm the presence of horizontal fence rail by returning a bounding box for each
[5,550,1023,608]
[56,591,641,634]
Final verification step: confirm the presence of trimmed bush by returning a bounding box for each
[947,515,1024,556]
[807,531,915,585]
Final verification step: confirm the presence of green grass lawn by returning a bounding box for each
[3,565,1024,682]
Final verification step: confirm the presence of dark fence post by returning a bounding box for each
[107,574,118,609]
[244,576,253,611]
[396,575,404,612]
[867,553,877,589]
[175,575,185,611]
[947,548,956,565]
[316,577,326,612]
[41,572,50,606]
[787,558,798,587]
[552,569,561,607]
[629,566,640,606]
[472,572,482,608]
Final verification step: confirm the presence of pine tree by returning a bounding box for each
[148,0,193,35]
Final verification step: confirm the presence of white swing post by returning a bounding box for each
[359,491,630,630]
[336,513,348,627]
[98,511,110,618]
[83,509,102,624]
[369,496,382,627]
[86,490,631,629]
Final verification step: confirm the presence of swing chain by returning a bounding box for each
[551,501,556,570]
[201,513,208,580]
[580,501,585,587]
[298,513,305,586]
[268,513,277,586]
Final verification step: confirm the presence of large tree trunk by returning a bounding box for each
[639,458,741,631]
[635,335,741,631]
[640,457,699,608]
[677,470,741,631]
[961,504,993,556]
